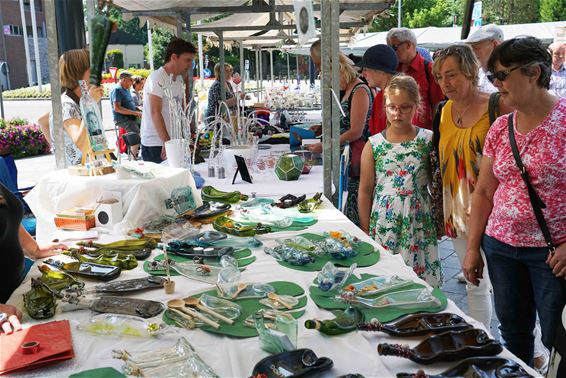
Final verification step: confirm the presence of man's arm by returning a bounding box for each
[113,102,141,117]
[147,93,170,143]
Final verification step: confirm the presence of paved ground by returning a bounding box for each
[5,98,499,336]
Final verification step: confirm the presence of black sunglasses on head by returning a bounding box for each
[487,66,522,84]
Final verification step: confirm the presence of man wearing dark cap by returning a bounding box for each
[111,71,142,158]
[358,44,398,135]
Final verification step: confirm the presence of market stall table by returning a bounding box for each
[5,197,537,377]
[25,163,201,245]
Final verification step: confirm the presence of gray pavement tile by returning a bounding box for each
[442,267,461,281]
[442,254,462,269]
[442,278,467,295]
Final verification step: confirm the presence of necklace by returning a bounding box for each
[454,100,473,127]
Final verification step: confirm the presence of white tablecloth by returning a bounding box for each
[25,163,202,244]
[7,198,538,378]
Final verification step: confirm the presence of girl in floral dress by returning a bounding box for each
[358,75,442,287]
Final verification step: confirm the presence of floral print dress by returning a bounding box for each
[368,128,442,287]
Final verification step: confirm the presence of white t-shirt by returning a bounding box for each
[140,67,185,147]
[477,68,497,94]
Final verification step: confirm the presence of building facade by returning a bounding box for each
[0,0,48,90]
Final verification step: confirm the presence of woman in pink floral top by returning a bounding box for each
[464,37,566,368]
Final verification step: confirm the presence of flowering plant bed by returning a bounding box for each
[0,119,50,158]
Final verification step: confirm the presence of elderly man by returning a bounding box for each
[549,42,566,97]
[465,24,504,93]
[386,27,444,130]
[111,71,142,158]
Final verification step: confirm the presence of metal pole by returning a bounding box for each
[286,53,290,83]
[147,20,154,71]
[185,12,193,101]
[330,0,341,203]
[19,0,32,87]
[255,49,260,100]
[44,0,65,169]
[258,48,263,101]
[398,0,402,27]
[176,15,183,37]
[321,0,332,199]
[30,0,42,91]
[0,87,4,119]
[218,31,226,101]
[239,43,245,96]
[269,49,274,86]
[198,21,204,89]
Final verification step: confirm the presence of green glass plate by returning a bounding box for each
[309,273,447,323]
[143,249,255,276]
[163,281,307,338]
[274,233,379,272]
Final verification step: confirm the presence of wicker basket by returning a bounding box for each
[54,216,96,231]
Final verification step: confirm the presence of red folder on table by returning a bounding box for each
[0,320,74,375]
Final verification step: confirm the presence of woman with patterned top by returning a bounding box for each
[205,63,244,122]
[49,49,104,166]
[306,53,372,225]
[358,75,442,287]
[465,37,566,367]
[431,44,509,329]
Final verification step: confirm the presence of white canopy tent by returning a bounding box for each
[349,21,566,53]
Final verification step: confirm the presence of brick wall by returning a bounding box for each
[0,0,48,89]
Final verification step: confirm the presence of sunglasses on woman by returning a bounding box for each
[487,66,522,84]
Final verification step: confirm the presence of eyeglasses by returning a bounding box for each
[390,41,408,51]
[487,66,522,83]
[385,104,414,114]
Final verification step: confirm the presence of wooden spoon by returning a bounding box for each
[183,297,234,325]
[166,299,220,329]
[231,283,249,299]
[267,292,293,309]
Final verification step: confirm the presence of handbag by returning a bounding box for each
[507,114,556,255]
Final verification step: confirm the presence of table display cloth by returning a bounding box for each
[5,196,537,377]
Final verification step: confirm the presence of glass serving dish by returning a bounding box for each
[76,314,173,338]
[190,202,231,220]
[213,216,271,237]
[216,282,276,300]
[316,262,357,292]
[317,231,361,259]
[166,242,234,259]
[201,186,248,204]
[341,275,414,297]
[199,294,242,320]
[113,337,220,377]
[337,288,441,310]
[259,295,300,310]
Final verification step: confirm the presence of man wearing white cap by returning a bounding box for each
[465,24,504,94]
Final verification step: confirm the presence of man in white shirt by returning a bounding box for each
[140,38,196,163]
[465,24,504,94]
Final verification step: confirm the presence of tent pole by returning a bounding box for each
[44,0,65,169]
[198,21,204,89]
[269,49,274,86]
[147,20,154,71]
[239,42,245,96]
[218,31,226,101]
[321,0,332,199]
[258,47,263,101]
[18,0,33,87]
[286,53,290,84]
[30,0,43,91]
[330,0,341,204]
[255,48,259,100]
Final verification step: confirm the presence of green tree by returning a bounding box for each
[144,27,175,68]
[540,0,566,21]
[370,0,464,32]
[482,0,540,24]
[106,49,124,68]
[108,7,148,44]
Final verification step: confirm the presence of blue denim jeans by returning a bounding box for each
[141,145,163,164]
[482,234,566,366]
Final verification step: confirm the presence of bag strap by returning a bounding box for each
[507,113,555,254]
[347,81,371,111]
[423,60,433,111]
[488,92,501,125]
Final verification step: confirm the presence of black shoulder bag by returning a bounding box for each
[507,113,556,255]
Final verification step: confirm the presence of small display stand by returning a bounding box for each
[68,147,115,176]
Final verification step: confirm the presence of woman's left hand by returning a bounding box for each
[462,248,484,286]
[34,243,67,259]
[546,242,566,278]
[306,142,323,154]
